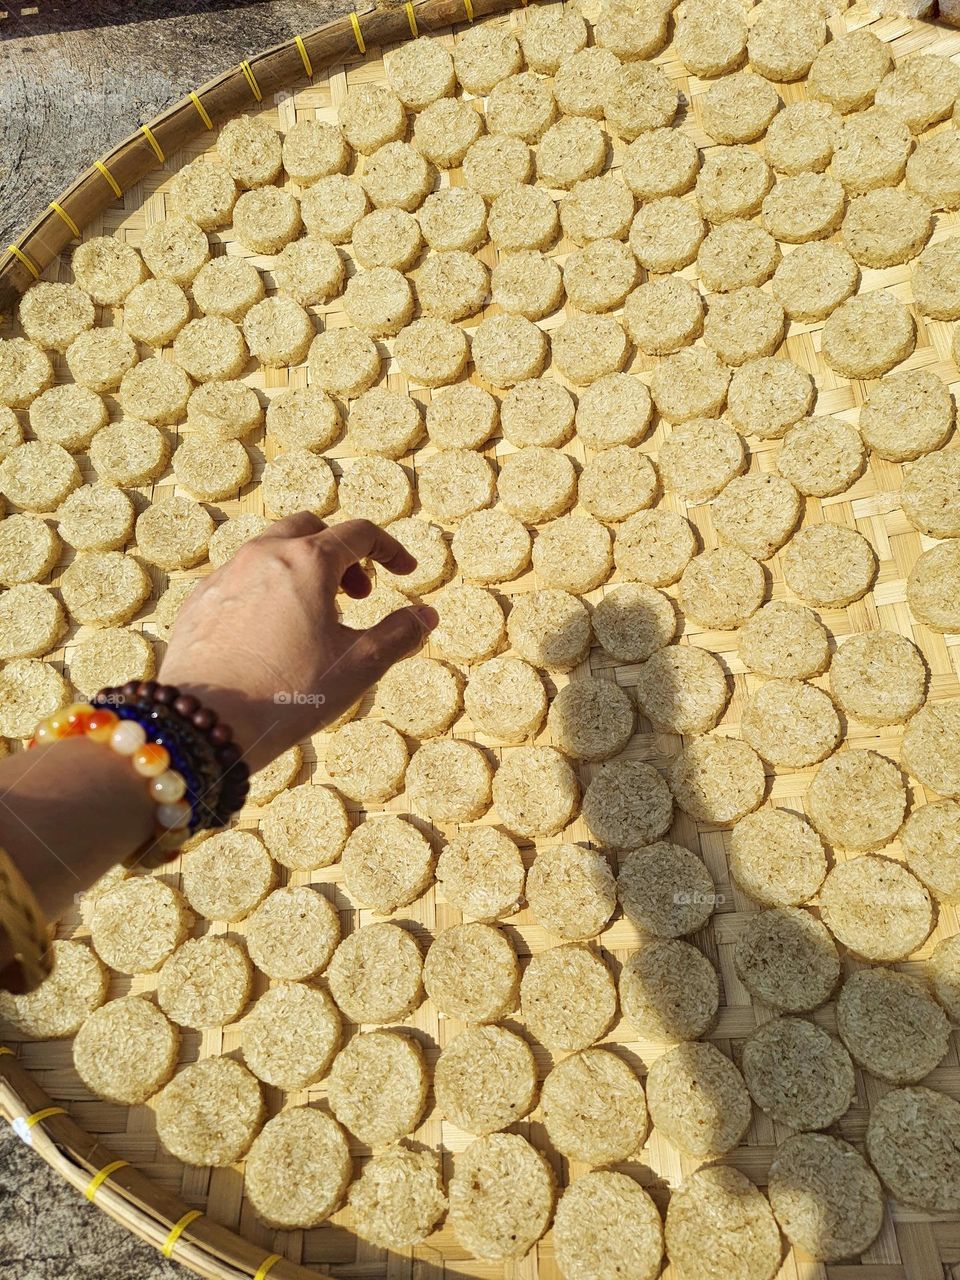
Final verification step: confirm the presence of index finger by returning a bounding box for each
[314,518,417,577]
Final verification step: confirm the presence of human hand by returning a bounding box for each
[158,514,437,773]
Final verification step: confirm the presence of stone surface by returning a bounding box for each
[0,1124,187,1279]
[0,1,349,247]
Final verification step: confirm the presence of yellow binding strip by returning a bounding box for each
[93,160,122,198]
[84,1159,129,1203]
[0,1045,14,1056]
[240,60,262,102]
[295,34,313,77]
[350,11,366,53]
[7,247,40,280]
[406,1,418,37]
[189,91,213,129]
[49,201,80,237]
[464,0,474,19]
[140,124,164,163]
[162,1209,203,1259]
[253,1254,282,1280]
[26,1105,65,1127]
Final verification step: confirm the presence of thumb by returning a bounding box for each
[353,604,438,681]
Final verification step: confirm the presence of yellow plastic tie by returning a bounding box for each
[140,124,164,163]
[0,1045,14,1056]
[240,60,263,103]
[350,11,366,53]
[162,1209,202,1259]
[93,160,122,198]
[464,0,474,20]
[295,34,313,78]
[6,247,40,280]
[48,201,81,237]
[84,1159,129,1203]
[189,91,213,130]
[26,1105,65,1127]
[253,1254,282,1280]
[406,1,418,37]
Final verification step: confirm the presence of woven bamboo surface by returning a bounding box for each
[2,1,960,1277]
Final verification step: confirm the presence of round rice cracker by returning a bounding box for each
[0,440,80,513]
[769,1133,884,1263]
[741,679,840,769]
[907,541,960,634]
[554,47,621,120]
[245,1108,350,1230]
[449,1133,554,1262]
[902,449,960,539]
[764,99,841,176]
[633,644,729,736]
[157,935,251,1030]
[697,146,772,224]
[615,509,698,588]
[582,758,673,850]
[497,449,577,526]
[0,514,59,586]
[533,513,613,594]
[647,1041,752,1160]
[57,483,134,554]
[241,982,341,1091]
[914,237,960,322]
[674,0,747,78]
[72,995,178,1105]
[713,474,801,561]
[58,554,148,637]
[761,173,845,245]
[837,965,949,1085]
[180,829,275,922]
[772,242,859,324]
[348,1146,446,1249]
[628,196,705,273]
[155,1056,265,1168]
[860,369,955,461]
[702,286,785,367]
[244,885,340,980]
[337,83,406,155]
[650,349,731,423]
[553,1172,663,1280]
[547,677,634,763]
[435,1024,537,1135]
[462,655,547,743]
[0,582,65,659]
[405,737,492,824]
[623,276,705,357]
[678,548,765,631]
[902,701,960,798]
[902,799,960,903]
[658,417,745,502]
[501,378,575,449]
[603,61,678,141]
[907,130,960,211]
[493,744,579,839]
[619,938,720,1042]
[670,736,766,826]
[729,807,828,907]
[830,631,927,726]
[782,524,877,609]
[72,235,145,305]
[807,28,893,115]
[259,782,349,872]
[592,584,676,665]
[68,627,155,697]
[19,281,94,353]
[387,35,455,110]
[88,876,191,975]
[742,1015,855,1131]
[0,657,67,739]
[930,932,960,1022]
[700,72,781,146]
[435,826,525,923]
[342,815,434,913]
[666,1165,780,1280]
[821,291,915,380]
[697,219,780,293]
[875,51,960,134]
[819,855,932,962]
[526,843,615,942]
[261,449,336,520]
[430,582,506,666]
[623,126,699,203]
[520,943,616,1053]
[327,922,423,1025]
[831,105,911,195]
[808,749,907,852]
[867,1086,960,1212]
[506,588,591,673]
[618,841,717,937]
[541,1047,648,1165]
[842,188,933,270]
[551,314,629,386]
[136,497,214,571]
[738,602,830,681]
[328,1029,427,1147]
[748,0,825,82]
[377,655,463,739]
[735,907,839,1013]
[217,114,281,188]
[521,5,588,73]
[423,922,519,1023]
[0,939,106,1039]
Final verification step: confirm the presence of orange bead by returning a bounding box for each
[132,742,170,778]
[49,703,90,735]
[33,718,61,743]
[85,709,118,743]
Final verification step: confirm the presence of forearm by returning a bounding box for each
[0,737,152,933]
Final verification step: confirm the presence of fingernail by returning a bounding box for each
[414,605,439,631]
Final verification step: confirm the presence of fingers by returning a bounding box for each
[313,518,417,578]
[351,604,438,682]
[341,561,372,599]
[256,512,327,541]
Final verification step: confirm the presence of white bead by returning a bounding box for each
[156,800,191,830]
[110,720,147,756]
[151,770,187,804]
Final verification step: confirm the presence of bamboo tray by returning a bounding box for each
[2,1,960,1278]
